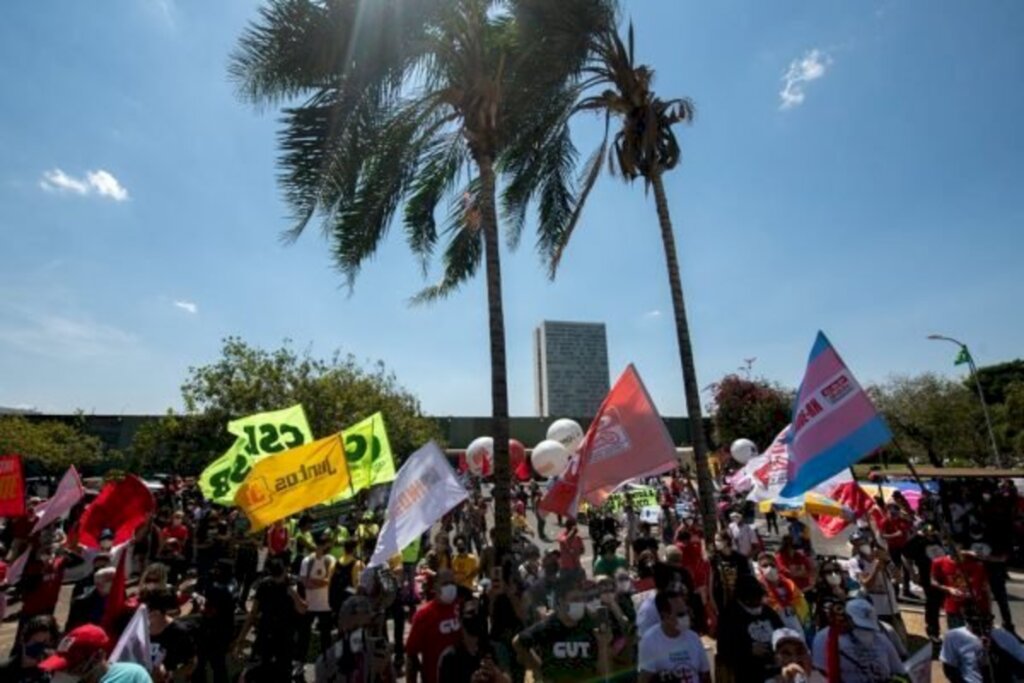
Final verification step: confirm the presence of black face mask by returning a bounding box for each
[23,642,49,660]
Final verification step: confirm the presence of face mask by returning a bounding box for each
[23,641,48,661]
[762,567,779,583]
[856,519,870,529]
[852,629,874,646]
[714,540,728,551]
[349,628,364,653]
[825,573,842,587]
[677,615,692,631]
[567,602,586,622]
[439,584,458,604]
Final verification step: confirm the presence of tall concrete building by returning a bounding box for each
[534,320,610,417]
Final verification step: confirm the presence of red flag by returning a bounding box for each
[102,545,129,636]
[32,466,84,534]
[0,455,26,518]
[815,481,879,537]
[826,625,841,683]
[78,476,155,549]
[540,364,678,515]
[514,458,531,482]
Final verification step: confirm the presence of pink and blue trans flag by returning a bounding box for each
[779,332,892,498]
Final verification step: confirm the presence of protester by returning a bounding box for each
[940,610,1024,682]
[727,511,759,558]
[556,518,585,583]
[766,627,826,683]
[38,624,151,682]
[756,551,810,635]
[452,536,480,591]
[405,569,462,683]
[513,579,611,683]
[233,557,306,680]
[296,530,337,662]
[709,529,751,613]
[810,598,907,683]
[66,566,117,631]
[847,531,898,624]
[637,591,710,683]
[931,540,992,630]
[714,575,784,683]
[0,614,59,683]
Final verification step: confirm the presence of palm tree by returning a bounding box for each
[229,0,614,554]
[550,24,718,540]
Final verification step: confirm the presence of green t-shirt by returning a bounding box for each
[594,555,628,577]
[329,526,350,558]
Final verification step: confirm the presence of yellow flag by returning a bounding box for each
[235,433,351,531]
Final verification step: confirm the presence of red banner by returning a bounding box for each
[0,454,26,518]
[78,475,155,549]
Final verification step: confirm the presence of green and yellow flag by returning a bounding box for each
[235,433,351,531]
[199,404,313,505]
[328,412,397,503]
[954,347,972,366]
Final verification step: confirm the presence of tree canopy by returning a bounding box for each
[709,374,792,454]
[130,337,443,474]
[0,416,109,476]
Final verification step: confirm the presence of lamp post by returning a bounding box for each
[927,334,1003,468]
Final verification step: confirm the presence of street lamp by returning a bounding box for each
[927,334,1003,468]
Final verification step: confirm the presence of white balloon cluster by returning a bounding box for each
[530,418,584,479]
[730,438,758,465]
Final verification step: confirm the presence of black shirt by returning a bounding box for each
[715,603,783,681]
[489,592,524,645]
[438,645,487,683]
[0,658,47,683]
[254,577,297,640]
[517,615,601,683]
[151,619,198,674]
[632,536,659,558]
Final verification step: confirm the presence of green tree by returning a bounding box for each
[228,0,614,552]
[0,416,108,475]
[972,359,1024,404]
[130,338,442,475]
[710,375,793,454]
[869,374,987,467]
[547,24,717,538]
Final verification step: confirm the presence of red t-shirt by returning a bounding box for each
[677,541,710,588]
[406,600,461,683]
[558,532,584,571]
[776,550,814,591]
[931,555,990,615]
[160,523,189,546]
[266,526,289,555]
[880,516,912,550]
[21,556,66,617]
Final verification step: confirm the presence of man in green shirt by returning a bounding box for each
[594,536,628,577]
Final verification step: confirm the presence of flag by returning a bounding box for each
[110,604,151,670]
[77,476,155,549]
[954,347,972,366]
[540,364,678,515]
[815,481,880,538]
[5,548,29,586]
[514,457,532,482]
[235,433,351,531]
[327,413,398,503]
[199,404,314,505]
[369,442,468,567]
[32,466,85,534]
[102,544,129,635]
[0,455,25,518]
[779,332,892,498]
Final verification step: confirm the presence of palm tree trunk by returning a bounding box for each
[651,170,718,541]
[477,153,513,559]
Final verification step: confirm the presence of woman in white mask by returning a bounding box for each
[638,592,710,683]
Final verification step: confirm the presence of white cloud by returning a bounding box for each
[779,49,832,110]
[0,311,137,360]
[39,168,129,201]
[173,300,198,314]
[643,309,663,319]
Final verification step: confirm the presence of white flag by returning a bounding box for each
[369,442,468,567]
[110,604,151,670]
[32,466,85,535]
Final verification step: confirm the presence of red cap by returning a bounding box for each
[38,624,110,672]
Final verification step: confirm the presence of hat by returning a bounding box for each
[845,598,879,631]
[771,627,806,651]
[38,624,110,672]
[99,528,115,541]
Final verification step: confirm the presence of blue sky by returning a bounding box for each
[1,0,1022,420]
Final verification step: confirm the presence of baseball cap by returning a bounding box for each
[845,598,880,631]
[771,627,806,651]
[38,624,109,672]
[99,528,115,541]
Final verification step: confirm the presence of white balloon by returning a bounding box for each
[730,438,758,465]
[532,440,570,479]
[466,436,493,475]
[546,418,584,452]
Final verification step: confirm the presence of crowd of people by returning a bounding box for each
[0,470,1023,682]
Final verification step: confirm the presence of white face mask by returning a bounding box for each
[762,567,779,583]
[439,584,458,604]
[825,573,842,587]
[677,615,691,631]
[567,602,586,622]
[349,628,364,653]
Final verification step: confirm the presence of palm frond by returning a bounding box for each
[410,177,484,304]
[403,132,469,274]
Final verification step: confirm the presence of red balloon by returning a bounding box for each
[509,439,526,470]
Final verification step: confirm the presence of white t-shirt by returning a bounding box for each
[811,627,905,683]
[638,624,710,682]
[728,522,757,557]
[636,594,659,637]
[940,626,1024,683]
[301,553,336,613]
